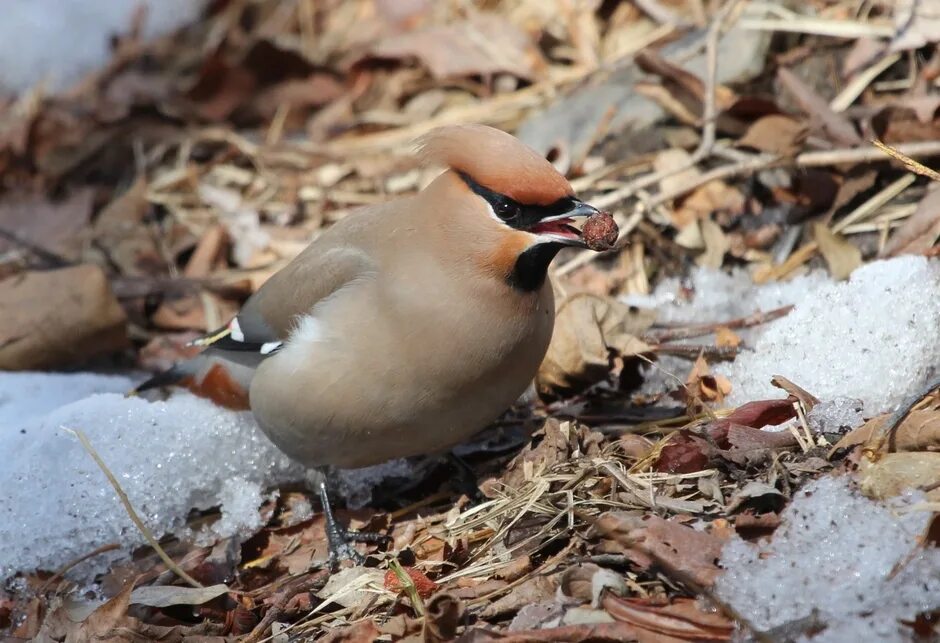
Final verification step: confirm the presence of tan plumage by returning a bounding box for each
[139,124,603,471]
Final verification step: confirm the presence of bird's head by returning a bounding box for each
[416,124,605,291]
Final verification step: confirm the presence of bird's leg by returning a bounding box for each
[317,479,366,567]
[315,476,390,568]
[446,452,486,504]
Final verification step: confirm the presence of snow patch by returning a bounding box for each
[717,475,940,641]
[630,257,940,414]
[718,256,940,413]
[0,0,205,94]
[0,371,417,577]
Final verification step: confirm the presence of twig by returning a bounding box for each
[556,1,740,275]
[646,305,793,342]
[653,343,739,360]
[39,543,121,592]
[872,139,940,181]
[67,427,203,588]
[242,572,330,643]
[830,53,902,113]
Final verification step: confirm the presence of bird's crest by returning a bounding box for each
[415,124,572,206]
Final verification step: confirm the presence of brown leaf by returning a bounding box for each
[591,513,726,587]
[89,179,163,277]
[0,188,95,262]
[461,621,641,642]
[35,582,137,643]
[858,452,940,501]
[423,593,464,643]
[0,265,127,370]
[479,575,557,620]
[536,294,653,397]
[369,14,544,80]
[813,223,861,280]
[883,186,940,257]
[498,419,605,491]
[673,181,745,229]
[832,409,940,453]
[737,114,808,156]
[602,595,733,640]
[319,618,382,643]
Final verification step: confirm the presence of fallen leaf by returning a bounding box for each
[859,452,940,501]
[0,188,95,262]
[536,294,654,397]
[0,265,127,370]
[560,563,628,607]
[602,595,734,640]
[591,513,726,587]
[725,481,786,514]
[737,114,808,156]
[369,14,544,81]
[423,593,464,643]
[674,181,745,229]
[883,187,940,257]
[813,223,861,280]
[35,582,137,643]
[832,409,940,453]
[129,583,229,608]
[479,575,557,620]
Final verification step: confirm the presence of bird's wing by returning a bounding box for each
[193,245,376,357]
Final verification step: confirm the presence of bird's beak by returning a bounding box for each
[525,199,600,247]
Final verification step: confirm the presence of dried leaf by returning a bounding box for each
[0,265,127,370]
[859,452,940,501]
[833,409,940,453]
[423,593,464,642]
[536,294,653,397]
[673,181,745,229]
[591,513,726,587]
[883,187,940,257]
[369,15,543,80]
[738,114,808,156]
[0,188,95,261]
[602,595,734,640]
[813,223,861,280]
[129,583,229,608]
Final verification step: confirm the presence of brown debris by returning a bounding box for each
[0,264,127,369]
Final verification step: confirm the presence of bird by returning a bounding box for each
[135,124,608,562]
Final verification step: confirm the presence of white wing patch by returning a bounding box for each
[291,315,326,344]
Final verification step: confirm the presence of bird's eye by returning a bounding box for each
[495,200,520,221]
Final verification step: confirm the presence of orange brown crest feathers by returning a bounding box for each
[415,124,573,206]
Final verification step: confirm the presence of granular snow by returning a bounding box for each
[717,475,940,642]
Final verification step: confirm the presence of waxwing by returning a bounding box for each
[136,124,608,561]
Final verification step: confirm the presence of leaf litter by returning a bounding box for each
[0,0,939,641]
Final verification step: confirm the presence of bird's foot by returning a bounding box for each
[318,479,389,569]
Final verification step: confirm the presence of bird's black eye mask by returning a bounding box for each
[458,172,578,230]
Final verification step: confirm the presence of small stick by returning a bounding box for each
[67,427,203,588]
[872,139,940,182]
[646,305,793,342]
[654,343,739,360]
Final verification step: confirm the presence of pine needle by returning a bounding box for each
[66,427,204,588]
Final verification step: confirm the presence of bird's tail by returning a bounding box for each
[128,356,251,411]
[128,360,198,396]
